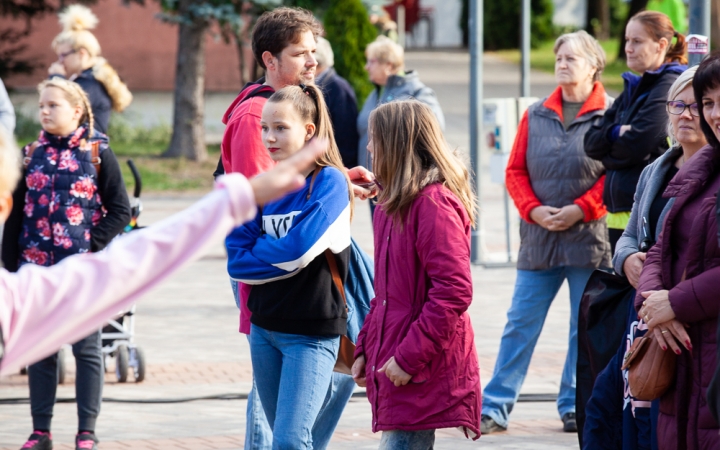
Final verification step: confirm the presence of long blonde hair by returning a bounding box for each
[38,78,95,136]
[370,100,476,227]
[267,84,354,218]
[51,4,133,112]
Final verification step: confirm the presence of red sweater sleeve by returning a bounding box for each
[574,175,607,222]
[221,107,274,178]
[505,111,542,223]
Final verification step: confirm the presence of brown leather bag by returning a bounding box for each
[306,167,355,375]
[620,332,677,401]
[325,249,356,375]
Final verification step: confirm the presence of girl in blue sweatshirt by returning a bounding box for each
[225,84,352,448]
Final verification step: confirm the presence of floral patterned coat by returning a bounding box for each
[19,127,119,266]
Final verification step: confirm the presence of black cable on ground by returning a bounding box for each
[0,392,557,405]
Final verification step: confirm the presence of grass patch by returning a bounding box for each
[491,39,628,93]
[114,142,220,195]
[15,112,221,194]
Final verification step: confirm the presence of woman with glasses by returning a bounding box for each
[583,66,706,449]
[49,4,132,133]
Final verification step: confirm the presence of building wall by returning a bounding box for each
[1,1,243,92]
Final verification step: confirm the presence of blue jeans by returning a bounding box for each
[244,340,355,450]
[482,266,594,428]
[379,430,435,449]
[250,324,340,449]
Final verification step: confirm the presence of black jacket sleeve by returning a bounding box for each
[323,76,360,168]
[0,171,27,272]
[586,77,674,171]
[584,97,621,160]
[91,148,131,251]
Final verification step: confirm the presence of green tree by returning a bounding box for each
[483,0,555,50]
[324,0,377,102]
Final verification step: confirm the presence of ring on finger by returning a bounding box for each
[644,314,649,322]
[661,329,669,334]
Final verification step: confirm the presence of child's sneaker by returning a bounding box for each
[20,431,52,450]
[75,432,98,450]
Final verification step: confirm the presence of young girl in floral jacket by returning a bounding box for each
[5,77,130,450]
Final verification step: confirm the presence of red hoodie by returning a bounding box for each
[221,83,275,335]
[221,83,275,178]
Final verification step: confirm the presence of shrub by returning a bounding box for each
[323,0,377,102]
[481,0,555,50]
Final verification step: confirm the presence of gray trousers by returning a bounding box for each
[28,330,103,431]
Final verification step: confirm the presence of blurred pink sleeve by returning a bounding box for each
[0,174,256,376]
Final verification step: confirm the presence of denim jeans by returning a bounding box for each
[482,266,594,428]
[28,330,103,431]
[249,324,340,449]
[379,429,435,449]
[244,337,355,450]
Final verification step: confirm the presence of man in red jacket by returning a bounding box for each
[219,7,371,450]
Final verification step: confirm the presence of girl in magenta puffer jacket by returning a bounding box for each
[351,100,482,448]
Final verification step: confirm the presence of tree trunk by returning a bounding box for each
[617,0,650,59]
[164,0,208,161]
[712,0,720,50]
[586,0,611,40]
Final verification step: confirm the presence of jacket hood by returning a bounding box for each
[664,144,720,199]
[222,82,273,125]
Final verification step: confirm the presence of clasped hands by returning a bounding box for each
[530,204,584,231]
[638,289,691,355]
[352,355,412,388]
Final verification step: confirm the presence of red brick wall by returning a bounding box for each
[1,1,243,92]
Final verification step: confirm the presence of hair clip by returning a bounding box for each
[298,83,312,96]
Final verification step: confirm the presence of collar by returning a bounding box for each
[664,144,720,198]
[542,82,607,123]
[38,125,88,149]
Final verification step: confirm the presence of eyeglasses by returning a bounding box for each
[58,49,78,61]
[666,100,700,117]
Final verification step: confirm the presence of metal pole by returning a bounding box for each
[398,5,406,48]
[688,0,711,67]
[470,0,484,264]
[520,0,531,97]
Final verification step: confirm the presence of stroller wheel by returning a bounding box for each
[116,345,129,383]
[132,346,146,383]
[57,347,67,385]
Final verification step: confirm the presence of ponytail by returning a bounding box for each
[268,84,354,218]
[92,58,133,112]
[666,31,688,65]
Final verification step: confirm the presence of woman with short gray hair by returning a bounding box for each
[481,30,612,435]
[356,36,444,176]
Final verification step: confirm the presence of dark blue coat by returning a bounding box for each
[583,298,659,450]
[316,68,359,168]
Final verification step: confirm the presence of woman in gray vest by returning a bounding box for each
[481,31,612,435]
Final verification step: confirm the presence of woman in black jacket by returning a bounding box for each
[48,4,132,134]
[584,10,687,252]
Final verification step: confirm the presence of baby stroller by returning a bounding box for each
[101,159,146,383]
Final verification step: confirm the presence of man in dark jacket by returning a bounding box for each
[315,37,360,168]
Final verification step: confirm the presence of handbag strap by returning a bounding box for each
[324,249,347,308]
[307,165,347,309]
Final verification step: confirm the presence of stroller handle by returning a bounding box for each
[127,159,142,199]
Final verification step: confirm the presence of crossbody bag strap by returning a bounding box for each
[324,249,347,308]
[90,141,102,177]
[306,166,320,200]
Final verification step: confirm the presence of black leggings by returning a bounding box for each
[28,330,103,432]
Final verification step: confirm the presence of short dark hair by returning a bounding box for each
[252,7,323,70]
[694,51,720,149]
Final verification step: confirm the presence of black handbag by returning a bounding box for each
[576,269,636,446]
